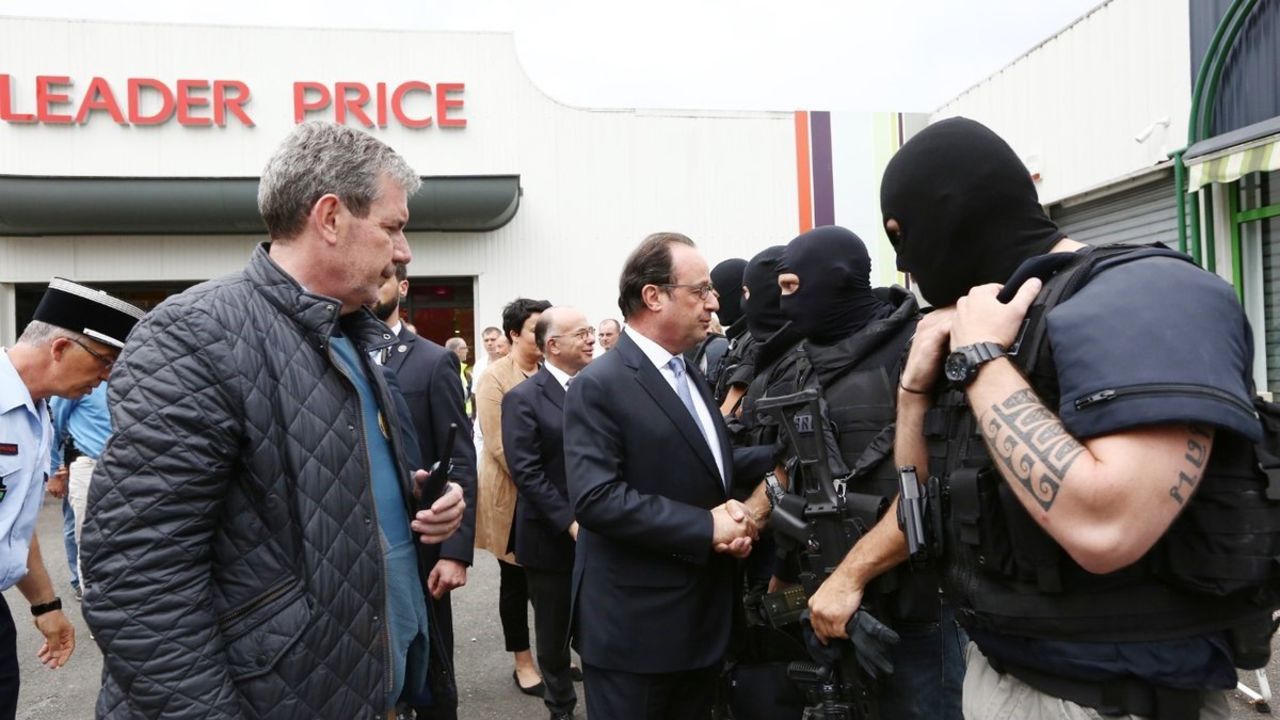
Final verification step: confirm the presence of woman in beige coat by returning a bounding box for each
[475,298,549,695]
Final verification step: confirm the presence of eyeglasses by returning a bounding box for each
[551,328,596,342]
[69,338,115,370]
[659,283,719,300]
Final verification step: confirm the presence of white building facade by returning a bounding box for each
[0,17,818,348]
[932,0,1280,393]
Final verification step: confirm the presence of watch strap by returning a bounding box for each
[965,341,1006,365]
[763,473,786,508]
[31,598,62,617]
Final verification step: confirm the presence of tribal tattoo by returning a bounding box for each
[1169,424,1212,506]
[982,389,1087,512]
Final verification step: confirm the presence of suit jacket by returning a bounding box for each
[384,325,478,569]
[564,331,775,674]
[378,367,460,719]
[473,354,533,562]
[501,366,576,573]
[382,328,476,719]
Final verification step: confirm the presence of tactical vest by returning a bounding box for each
[715,325,758,405]
[929,244,1280,653]
[793,288,941,624]
[685,332,727,388]
[736,340,805,447]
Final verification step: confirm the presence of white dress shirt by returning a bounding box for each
[543,359,575,392]
[625,328,725,481]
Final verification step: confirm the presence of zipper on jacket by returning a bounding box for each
[217,577,295,628]
[1074,383,1257,417]
[328,348,394,704]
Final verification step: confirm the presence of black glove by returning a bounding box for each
[846,608,900,679]
[799,609,901,681]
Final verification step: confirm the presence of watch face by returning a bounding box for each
[944,351,970,383]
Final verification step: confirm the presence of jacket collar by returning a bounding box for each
[533,366,566,409]
[245,243,397,353]
[614,332,727,492]
[803,285,919,378]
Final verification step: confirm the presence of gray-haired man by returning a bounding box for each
[83,122,466,719]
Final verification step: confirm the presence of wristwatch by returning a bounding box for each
[944,342,1007,387]
[763,472,786,509]
[30,598,62,617]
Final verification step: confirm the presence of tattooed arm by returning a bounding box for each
[953,279,1214,574]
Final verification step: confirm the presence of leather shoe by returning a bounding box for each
[513,669,545,697]
[570,665,583,682]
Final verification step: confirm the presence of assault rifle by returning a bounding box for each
[754,389,886,720]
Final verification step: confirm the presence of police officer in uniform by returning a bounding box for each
[0,278,144,718]
[813,117,1274,720]
[778,226,963,718]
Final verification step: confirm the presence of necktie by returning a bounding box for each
[668,357,711,447]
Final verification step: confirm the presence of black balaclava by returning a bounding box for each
[880,117,1065,308]
[710,258,748,327]
[777,226,892,344]
[742,246,791,338]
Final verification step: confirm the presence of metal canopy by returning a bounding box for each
[1184,117,1280,193]
[0,175,520,236]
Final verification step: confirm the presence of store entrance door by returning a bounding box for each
[398,276,475,361]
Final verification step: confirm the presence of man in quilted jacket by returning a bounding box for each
[81,122,466,720]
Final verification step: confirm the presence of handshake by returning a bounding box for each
[711,500,759,559]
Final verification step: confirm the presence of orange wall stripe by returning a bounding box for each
[794,111,813,233]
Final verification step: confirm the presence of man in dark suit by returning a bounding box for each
[502,306,595,720]
[565,233,778,720]
[373,264,478,719]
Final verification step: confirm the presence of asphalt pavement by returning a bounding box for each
[6,493,1279,719]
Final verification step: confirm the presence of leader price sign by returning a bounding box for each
[0,75,467,130]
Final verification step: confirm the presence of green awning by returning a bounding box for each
[0,175,520,235]
[1187,135,1280,192]
[1185,116,1280,193]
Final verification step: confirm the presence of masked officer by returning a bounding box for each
[814,117,1276,720]
[0,278,144,719]
[777,226,963,718]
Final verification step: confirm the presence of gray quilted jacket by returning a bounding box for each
[83,245,416,719]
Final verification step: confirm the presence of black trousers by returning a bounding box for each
[497,559,531,652]
[584,662,719,720]
[525,567,576,715]
[0,594,18,720]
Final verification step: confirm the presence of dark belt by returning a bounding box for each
[62,436,81,465]
[987,655,1204,720]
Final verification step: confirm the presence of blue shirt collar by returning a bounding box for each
[0,349,38,417]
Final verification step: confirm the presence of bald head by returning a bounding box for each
[535,306,595,374]
[445,336,469,364]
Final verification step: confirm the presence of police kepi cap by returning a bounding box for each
[32,278,146,349]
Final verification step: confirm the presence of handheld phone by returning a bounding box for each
[418,422,457,512]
